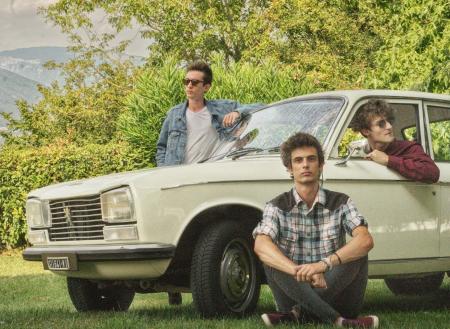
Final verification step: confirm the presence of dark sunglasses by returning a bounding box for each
[373,117,394,129]
[183,78,204,86]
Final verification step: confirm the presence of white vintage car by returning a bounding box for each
[23,90,450,316]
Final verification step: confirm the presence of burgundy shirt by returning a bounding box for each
[385,140,440,183]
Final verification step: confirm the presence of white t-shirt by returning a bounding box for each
[184,107,222,164]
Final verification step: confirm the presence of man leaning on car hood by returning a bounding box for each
[156,60,249,167]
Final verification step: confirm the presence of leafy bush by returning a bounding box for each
[118,56,319,161]
[430,121,450,161]
[0,141,151,248]
[364,0,450,93]
[1,60,139,148]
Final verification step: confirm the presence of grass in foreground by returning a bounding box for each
[1,252,450,329]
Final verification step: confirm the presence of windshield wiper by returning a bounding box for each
[263,146,281,153]
[198,146,280,163]
[227,146,281,160]
[226,147,264,160]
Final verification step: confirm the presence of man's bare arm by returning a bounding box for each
[254,234,297,276]
[330,226,373,266]
[295,226,373,282]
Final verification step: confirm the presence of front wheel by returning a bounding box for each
[191,220,261,317]
[67,277,135,312]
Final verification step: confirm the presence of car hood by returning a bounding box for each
[27,167,163,200]
[28,156,286,200]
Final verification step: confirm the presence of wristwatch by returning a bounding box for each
[321,257,333,272]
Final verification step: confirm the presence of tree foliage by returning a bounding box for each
[243,0,381,88]
[364,0,450,92]
[43,0,271,63]
[42,0,383,88]
[41,0,450,92]
[1,57,139,147]
[0,142,151,248]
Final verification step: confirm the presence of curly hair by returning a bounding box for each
[280,132,324,169]
[186,60,213,85]
[351,99,394,133]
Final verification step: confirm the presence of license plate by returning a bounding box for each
[47,257,70,270]
[43,254,78,271]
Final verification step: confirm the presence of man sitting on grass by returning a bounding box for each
[253,132,378,328]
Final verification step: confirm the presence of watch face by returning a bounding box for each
[320,259,330,271]
[321,258,332,271]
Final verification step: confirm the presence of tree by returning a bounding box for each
[244,0,381,89]
[363,0,450,92]
[42,0,380,89]
[1,59,139,147]
[43,0,271,63]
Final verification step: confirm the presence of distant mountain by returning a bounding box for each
[0,47,69,86]
[0,47,70,130]
[0,46,144,131]
[0,68,41,127]
[0,47,72,63]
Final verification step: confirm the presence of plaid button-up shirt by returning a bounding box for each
[253,187,367,265]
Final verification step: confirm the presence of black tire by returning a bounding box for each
[67,277,135,312]
[191,220,261,317]
[384,273,444,296]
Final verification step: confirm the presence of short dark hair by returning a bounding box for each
[186,60,213,85]
[351,99,394,133]
[280,132,325,168]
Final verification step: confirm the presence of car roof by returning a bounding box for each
[277,89,450,104]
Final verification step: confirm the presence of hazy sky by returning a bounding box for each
[0,0,148,56]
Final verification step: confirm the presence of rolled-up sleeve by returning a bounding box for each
[341,198,368,236]
[252,203,280,241]
[387,144,440,183]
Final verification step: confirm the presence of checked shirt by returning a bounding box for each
[253,187,367,265]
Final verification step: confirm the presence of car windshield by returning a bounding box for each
[207,98,344,161]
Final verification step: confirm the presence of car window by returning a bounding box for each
[335,102,420,158]
[426,105,450,162]
[215,98,344,159]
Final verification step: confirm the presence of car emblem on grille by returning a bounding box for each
[63,206,73,226]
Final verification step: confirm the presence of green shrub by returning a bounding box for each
[118,56,319,162]
[0,141,151,248]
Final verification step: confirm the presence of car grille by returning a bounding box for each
[48,195,104,241]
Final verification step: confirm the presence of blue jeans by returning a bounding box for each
[264,256,368,324]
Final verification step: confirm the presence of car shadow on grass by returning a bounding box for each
[363,288,450,312]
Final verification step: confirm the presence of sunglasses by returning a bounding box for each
[183,78,204,86]
[373,117,394,129]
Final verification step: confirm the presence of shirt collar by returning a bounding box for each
[292,187,326,209]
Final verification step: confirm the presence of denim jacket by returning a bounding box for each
[156,99,259,166]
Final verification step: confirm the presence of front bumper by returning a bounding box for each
[23,243,176,261]
[23,243,176,279]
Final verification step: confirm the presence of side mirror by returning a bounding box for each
[335,139,370,166]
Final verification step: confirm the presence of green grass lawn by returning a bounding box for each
[1,252,450,329]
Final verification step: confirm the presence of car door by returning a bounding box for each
[324,97,440,273]
[423,101,450,258]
